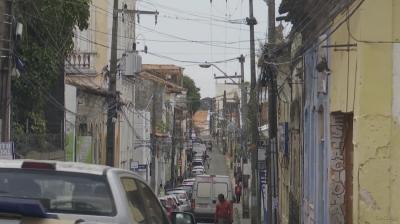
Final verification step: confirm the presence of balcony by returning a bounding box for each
[65,51,97,75]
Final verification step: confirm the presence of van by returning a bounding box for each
[191,175,232,222]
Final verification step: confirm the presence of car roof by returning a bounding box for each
[167,190,187,194]
[183,178,195,182]
[0,159,130,176]
[192,168,204,171]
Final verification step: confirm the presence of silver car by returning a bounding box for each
[0,160,194,224]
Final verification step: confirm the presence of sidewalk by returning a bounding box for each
[220,144,250,224]
[233,203,250,224]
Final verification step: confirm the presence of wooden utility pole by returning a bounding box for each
[170,108,177,187]
[266,0,278,223]
[106,0,119,167]
[247,0,260,223]
[0,0,12,142]
[239,54,250,218]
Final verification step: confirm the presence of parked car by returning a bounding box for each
[166,194,181,210]
[166,190,191,212]
[0,159,192,224]
[182,178,195,185]
[192,165,205,171]
[191,175,233,222]
[191,169,205,176]
[173,185,194,200]
[159,196,174,220]
[191,160,204,168]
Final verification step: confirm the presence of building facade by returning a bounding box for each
[272,0,400,223]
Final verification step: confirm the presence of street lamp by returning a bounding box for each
[199,62,237,84]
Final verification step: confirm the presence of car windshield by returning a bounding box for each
[0,169,116,216]
[192,161,203,166]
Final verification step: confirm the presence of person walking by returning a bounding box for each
[235,182,242,203]
[214,194,233,224]
[159,183,165,197]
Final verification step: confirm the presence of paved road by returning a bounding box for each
[202,147,250,224]
[207,147,229,176]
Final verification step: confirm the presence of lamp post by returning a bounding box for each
[199,55,249,217]
[199,63,238,84]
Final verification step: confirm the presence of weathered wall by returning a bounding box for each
[303,40,330,224]
[288,59,303,224]
[328,0,400,222]
[76,90,107,165]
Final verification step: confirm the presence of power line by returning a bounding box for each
[136,23,251,50]
[86,27,261,44]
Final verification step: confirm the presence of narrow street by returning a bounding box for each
[1,0,399,223]
[204,145,249,224]
[207,147,229,176]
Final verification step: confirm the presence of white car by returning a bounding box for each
[166,190,191,212]
[191,169,205,176]
[0,160,193,224]
[192,166,205,172]
[182,178,195,185]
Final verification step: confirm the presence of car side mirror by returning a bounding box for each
[171,212,196,224]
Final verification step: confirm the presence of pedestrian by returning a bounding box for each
[159,183,165,196]
[214,194,233,224]
[235,182,242,203]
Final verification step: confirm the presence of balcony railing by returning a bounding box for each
[65,52,97,74]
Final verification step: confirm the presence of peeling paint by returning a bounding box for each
[375,146,390,159]
[359,189,380,210]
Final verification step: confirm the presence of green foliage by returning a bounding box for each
[182,76,201,114]
[12,0,90,134]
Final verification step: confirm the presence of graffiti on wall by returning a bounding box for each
[329,114,346,224]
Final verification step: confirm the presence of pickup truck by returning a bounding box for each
[0,160,196,224]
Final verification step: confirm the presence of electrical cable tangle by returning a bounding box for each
[136,24,250,50]
[21,10,253,50]
[87,27,260,44]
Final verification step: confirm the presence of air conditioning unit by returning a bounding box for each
[124,52,142,76]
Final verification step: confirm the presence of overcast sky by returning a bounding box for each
[136,0,288,98]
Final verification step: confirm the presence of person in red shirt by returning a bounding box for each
[214,194,233,224]
[235,182,242,203]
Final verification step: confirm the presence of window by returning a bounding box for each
[136,181,169,224]
[0,169,115,216]
[213,183,228,199]
[197,182,211,198]
[121,178,146,223]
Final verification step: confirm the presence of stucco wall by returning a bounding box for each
[328,0,400,222]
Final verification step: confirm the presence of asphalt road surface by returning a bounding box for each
[207,147,229,176]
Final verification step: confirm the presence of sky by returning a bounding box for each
[136,0,288,98]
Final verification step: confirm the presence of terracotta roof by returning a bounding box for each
[65,75,111,96]
[142,64,184,76]
[138,71,185,93]
[193,110,209,129]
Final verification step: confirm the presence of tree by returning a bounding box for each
[12,0,90,134]
[183,76,201,114]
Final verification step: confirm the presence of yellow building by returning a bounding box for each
[329,0,400,223]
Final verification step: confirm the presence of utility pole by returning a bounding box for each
[0,0,12,142]
[106,0,119,167]
[239,54,250,218]
[247,0,260,223]
[222,90,227,154]
[170,108,176,187]
[266,0,278,223]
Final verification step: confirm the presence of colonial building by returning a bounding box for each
[269,0,400,223]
